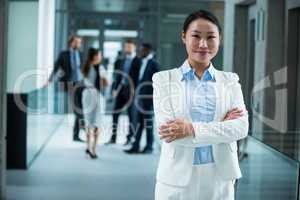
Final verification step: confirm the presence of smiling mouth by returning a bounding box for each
[195,51,209,55]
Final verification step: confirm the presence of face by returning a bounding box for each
[124,42,135,55]
[72,37,82,49]
[140,46,150,58]
[181,18,220,67]
[92,52,102,65]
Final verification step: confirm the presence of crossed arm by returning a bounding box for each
[152,73,249,147]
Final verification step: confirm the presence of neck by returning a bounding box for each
[188,59,210,78]
[143,53,150,59]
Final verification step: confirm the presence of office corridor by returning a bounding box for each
[7,115,159,200]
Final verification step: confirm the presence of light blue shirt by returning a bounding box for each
[121,54,135,85]
[70,48,83,81]
[181,61,216,165]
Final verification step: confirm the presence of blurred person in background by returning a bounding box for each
[47,35,85,142]
[107,39,141,145]
[82,48,108,159]
[124,43,159,154]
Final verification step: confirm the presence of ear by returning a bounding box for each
[219,34,222,44]
[181,31,186,44]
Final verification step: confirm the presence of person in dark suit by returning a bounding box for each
[107,39,141,144]
[47,35,85,142]
[124,43,159,154]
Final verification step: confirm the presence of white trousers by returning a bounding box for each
[155,164,235,200]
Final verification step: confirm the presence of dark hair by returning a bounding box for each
[124,38,135,45]
[141,43,152,50]
[183,10,222,34]
[68,35,80,46]
[82,48,99,77]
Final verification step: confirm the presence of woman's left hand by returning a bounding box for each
[159,118,195,143]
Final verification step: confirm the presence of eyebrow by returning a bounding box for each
[191,30,216,34]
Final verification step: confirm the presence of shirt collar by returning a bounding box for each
[142,53,153,61]
[69,48,77,52]
[125,52,136,59]
[180,60,215,82]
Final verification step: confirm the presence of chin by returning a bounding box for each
[192,58,211,66]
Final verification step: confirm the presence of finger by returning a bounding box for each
[160,133,174,140]
[226,116,241,120]
[224,113,244,120]
[166,120,176,124]
[159,126,174,135]
[160,134,168,140]
[165,136,176,143]
[233,113,244,118]
[159,124,170,130]
[159,128,172,135]
[230,112,244,117]
[225,111,242,118]
[228,107,239,112]
[227,109,243,115]
[232,110,243,114]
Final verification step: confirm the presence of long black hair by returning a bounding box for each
[82,48,99,77]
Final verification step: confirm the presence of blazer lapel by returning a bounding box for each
[169,68,192,121]
[168,69,185,118]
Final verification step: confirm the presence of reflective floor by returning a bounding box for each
[236,137,299,200]
[7,115,299,200]
[7,115,159,200]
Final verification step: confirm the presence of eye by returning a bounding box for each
[192,34,200,38]
[208,35,216,39]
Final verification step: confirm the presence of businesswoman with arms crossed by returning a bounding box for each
[153,10,248,200]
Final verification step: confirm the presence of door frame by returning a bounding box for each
[0,0,8,199]
[233,2,256,133]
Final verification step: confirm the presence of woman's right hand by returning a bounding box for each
[100,77,108,88]
[223,108,245,121]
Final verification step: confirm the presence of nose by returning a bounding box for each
[199,39,208,48]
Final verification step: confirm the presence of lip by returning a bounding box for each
[194,51,210,56]
[194,50,209,53]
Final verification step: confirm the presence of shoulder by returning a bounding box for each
[216,70,239,83]
[149,59,159,67]
[152,68,178,82]
[60,50,70,57]
[133,56,141,63]
[62,50,70,54]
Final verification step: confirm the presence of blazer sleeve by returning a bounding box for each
[153,72,248,147]
[112,59,122,91]
[129,57,142,87]
[191,80,249,144]
[49,52,63,81]
[152,71,199,147]
[152,72,174,126]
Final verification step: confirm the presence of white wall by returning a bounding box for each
[6,0,56,93]
[37,0,55,88]
[7,1,39,93]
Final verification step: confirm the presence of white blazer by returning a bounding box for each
[152,67,249,187]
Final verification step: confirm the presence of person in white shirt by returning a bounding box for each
[153,10,248,200]
[81,48,108,159]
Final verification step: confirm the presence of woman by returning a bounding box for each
[152,10,248,200]
[82,48,108,159]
